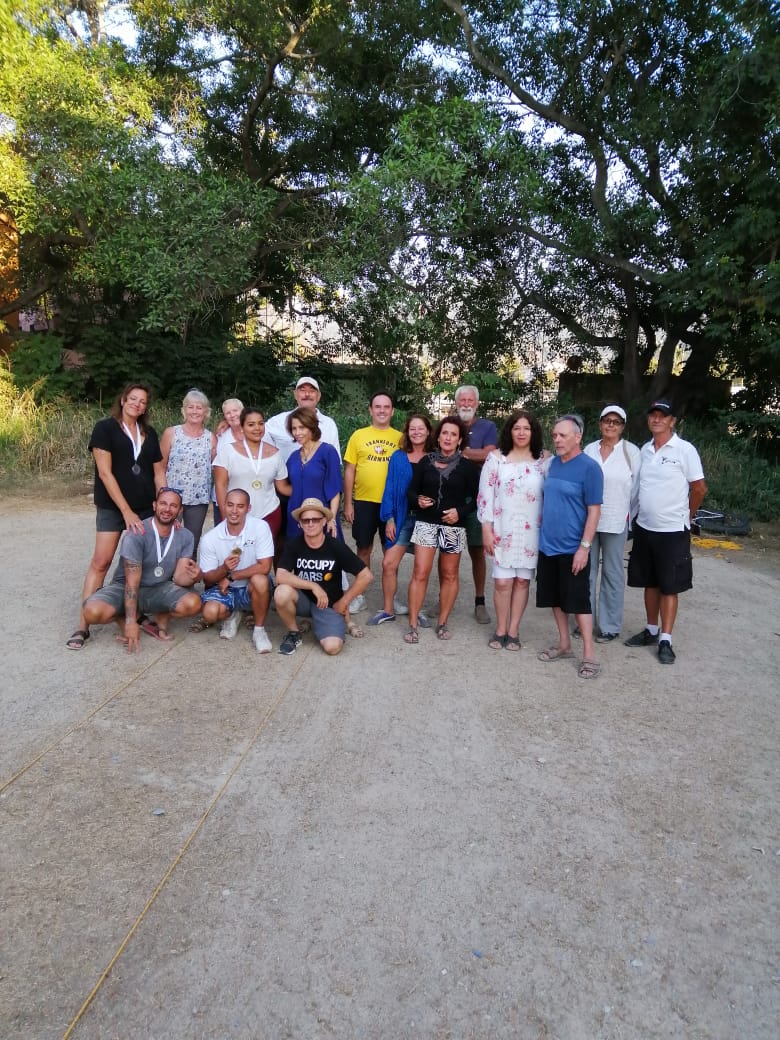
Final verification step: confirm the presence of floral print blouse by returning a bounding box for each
[477,451,551,569]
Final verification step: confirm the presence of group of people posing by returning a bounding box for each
[66,377,706,675]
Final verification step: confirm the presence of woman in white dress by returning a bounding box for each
[212,407,288,541]
[477,410,550,650]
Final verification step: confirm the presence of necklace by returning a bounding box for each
[243,438,263,489]
[151,519,175,578]
[121,420,144,475]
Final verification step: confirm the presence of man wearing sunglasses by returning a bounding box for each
[82,487,202,651]
[274,497,373,656]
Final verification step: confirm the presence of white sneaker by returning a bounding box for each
[219,611,242,639]
[253,626,272,654]
[349,594,366,614]
[393,596,409,616]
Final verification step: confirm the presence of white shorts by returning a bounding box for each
[492,562,535,581]
[411,521,467,555]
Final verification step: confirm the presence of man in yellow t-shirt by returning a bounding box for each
[343,391,403,570]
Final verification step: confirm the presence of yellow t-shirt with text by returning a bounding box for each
[344,425,403,503]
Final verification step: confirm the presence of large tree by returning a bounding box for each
[0,1,461,336]
[326,0,779,412]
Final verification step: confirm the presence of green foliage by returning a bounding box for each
[1,0,461,342]
[8,333,87,400]
[432,370,520,413]
[683,418,780,522]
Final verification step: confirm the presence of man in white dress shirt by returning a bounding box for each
[263,377,340,461]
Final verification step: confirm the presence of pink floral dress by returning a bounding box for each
[477,452,551,570]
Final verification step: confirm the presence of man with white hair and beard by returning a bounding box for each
[453,384,498,625]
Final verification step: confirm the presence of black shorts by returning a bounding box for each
[277,492,290,539]
[536,552,592,614]
[627,524,693,595]
[352,500,386,551]
[95,505,153,533]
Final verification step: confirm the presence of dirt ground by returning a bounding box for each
[1,498,778,1040]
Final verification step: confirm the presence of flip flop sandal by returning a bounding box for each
[504,635,521,651]
[66,629,90,650]
[403,626,419,644]
[488,632,507,649]
[578,659,601,680]
[347,621,364,639]
[140,619,175,642]
[538,646,574,662]
[436,623,452,640]
[189,616,211,633]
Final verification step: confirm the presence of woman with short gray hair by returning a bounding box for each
[160,389,217,553]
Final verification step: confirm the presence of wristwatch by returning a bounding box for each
[580,539,592,549]
[226,569,234,582]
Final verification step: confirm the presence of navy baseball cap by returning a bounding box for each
[647,399,674,416]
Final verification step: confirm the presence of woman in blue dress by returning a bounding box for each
[284,408,343,540]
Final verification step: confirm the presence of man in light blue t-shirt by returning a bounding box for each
[536,414,603,679]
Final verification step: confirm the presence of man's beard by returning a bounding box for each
[457,407,476,422]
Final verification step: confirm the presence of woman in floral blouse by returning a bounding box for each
[477,410,550,650]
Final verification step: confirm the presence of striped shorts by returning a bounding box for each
[411,521,467,555]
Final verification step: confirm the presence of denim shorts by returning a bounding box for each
[385,514,416,552]
[201,584,254,613]
[293,593,346,642]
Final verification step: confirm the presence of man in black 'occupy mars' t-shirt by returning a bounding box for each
[274,497,373,657]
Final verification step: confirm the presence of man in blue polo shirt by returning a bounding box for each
[536,414,603,679]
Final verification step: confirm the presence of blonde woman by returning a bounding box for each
[160,389,217,553]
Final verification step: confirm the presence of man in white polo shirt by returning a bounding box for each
[198,488,275,653]
[625,399,707,665]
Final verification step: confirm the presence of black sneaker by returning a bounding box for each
[595,632,620,643]
[624,629,659,647]
[658,640,676,665]
[279,630,302,656]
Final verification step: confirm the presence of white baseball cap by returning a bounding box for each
[600,404,627,422]
[295,376,320,391]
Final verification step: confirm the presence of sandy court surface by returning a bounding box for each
[1,500,778,1039]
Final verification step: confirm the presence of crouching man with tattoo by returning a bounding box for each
[82,487,202,651]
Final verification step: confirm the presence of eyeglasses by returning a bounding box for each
[600,417,625,426]
[158,486,183,497]
[300,517,324,525]
[555,413,584,433]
